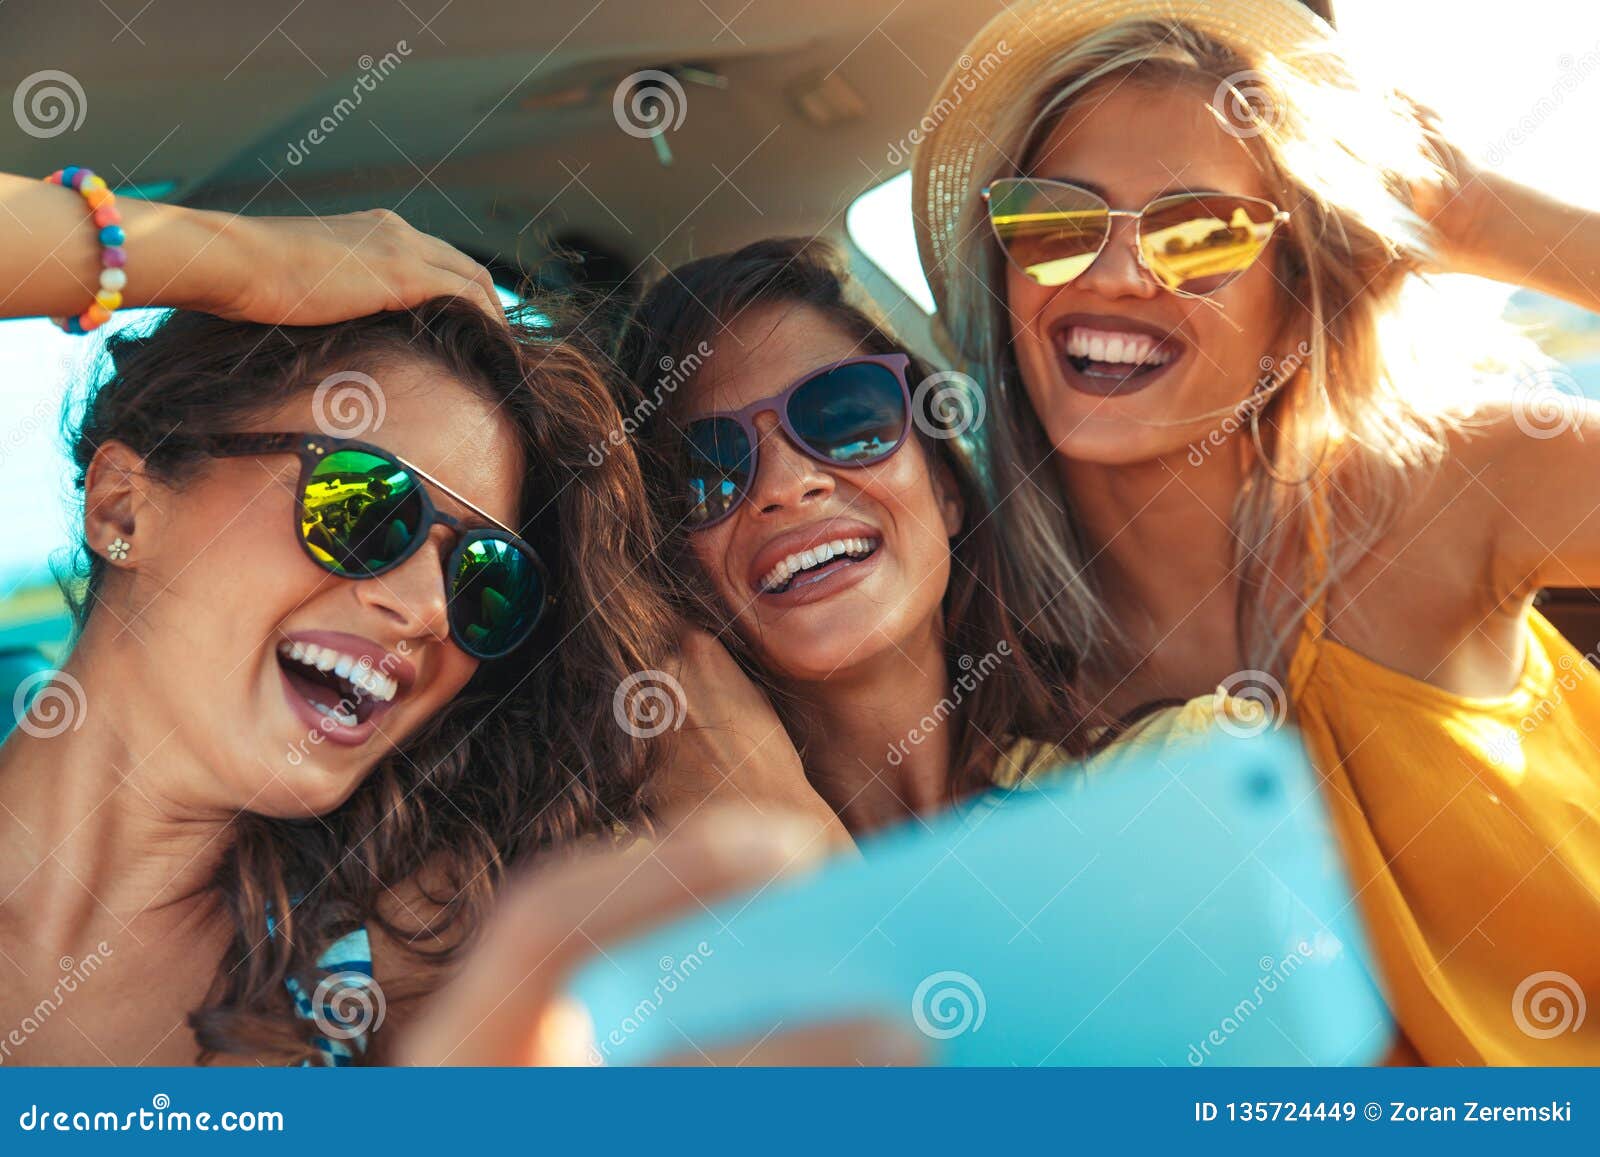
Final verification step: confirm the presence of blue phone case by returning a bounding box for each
[568,728,1393,1066]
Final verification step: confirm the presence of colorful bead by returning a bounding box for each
[43,166,126,335]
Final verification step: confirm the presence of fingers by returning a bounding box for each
[395,805,828,1066]
[411,229,506,322]
[655,1017,926,1067]
[350,208,505,322]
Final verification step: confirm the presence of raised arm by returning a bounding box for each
[0,170,502,326]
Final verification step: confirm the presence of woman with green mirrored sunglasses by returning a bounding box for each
[0,298,680,1066]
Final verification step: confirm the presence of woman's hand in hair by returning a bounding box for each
[650,628,855,853]
[0,173,504,325]
[1402,96,1600,314]
[212,209,505,324]
[392,806,917,1066]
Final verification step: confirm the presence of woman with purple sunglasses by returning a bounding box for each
[614,238,1226,843]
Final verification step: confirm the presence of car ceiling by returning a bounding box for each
[3,0,1001,291]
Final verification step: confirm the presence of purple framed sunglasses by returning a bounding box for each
[680,353,912,529]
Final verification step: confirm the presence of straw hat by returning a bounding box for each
[910,0,1343,319]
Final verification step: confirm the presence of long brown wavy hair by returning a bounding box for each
[62,297,677,1064]
[612,238,1116,800]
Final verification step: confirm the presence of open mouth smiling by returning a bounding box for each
[1050,313,1188,397]
[275,632,414,744]
[758,536,881,595]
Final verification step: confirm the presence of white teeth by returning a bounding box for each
[276,641,399,704]
[312,700,359,727]
[1065,326,1172,366]
[758,537,879,593]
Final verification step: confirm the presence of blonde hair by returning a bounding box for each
[942,18,1539,679]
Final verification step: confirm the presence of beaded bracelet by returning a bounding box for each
[44,166,127,335]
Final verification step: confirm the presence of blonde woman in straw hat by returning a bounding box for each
[911,0,1600,1064]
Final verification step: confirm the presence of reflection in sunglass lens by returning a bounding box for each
[683,416,752,527]
[450,537,542,658]
[301,449,426,575]
[1138,194,1279,294]
[787,362,907,464]
[987,178,1110,287]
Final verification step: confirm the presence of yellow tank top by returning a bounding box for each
[1290,487,1600,1064]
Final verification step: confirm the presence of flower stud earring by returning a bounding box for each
[107,536,130,562]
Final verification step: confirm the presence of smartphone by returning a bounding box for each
[568,727,1394,1066]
